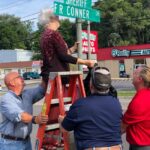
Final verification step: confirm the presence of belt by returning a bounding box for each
[86,145,122,150]
[1,134,30,141]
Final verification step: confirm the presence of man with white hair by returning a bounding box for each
[122,66,150,150]
[59,65,122,150]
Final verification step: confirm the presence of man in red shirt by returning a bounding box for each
[122,66,150,150]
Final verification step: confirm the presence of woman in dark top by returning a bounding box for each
[39,9,95,149]
[39,9,94,83]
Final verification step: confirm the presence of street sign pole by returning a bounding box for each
[76,18,83,71]
[87,21,91,60]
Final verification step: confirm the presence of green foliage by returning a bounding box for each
[59,19,76,47]
[30,24,44,60]
[0,14,33,49]
[92,0,150,47]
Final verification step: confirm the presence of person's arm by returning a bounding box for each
[58,115,68,132]
[77,58,95,68]
[0,97,48,124]
[121,121,128,134]
[0,97,24,123]
[21,112,48,124]
[26,82,46,104]
[122,93,145,133]
[53,31,78,64]
[40,80,47,91]
[53,31,95,67]
[58,103,80,132]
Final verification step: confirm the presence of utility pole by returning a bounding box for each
[87,21,91,60]
[76,18,83,71]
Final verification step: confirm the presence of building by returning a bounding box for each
[0,61,41,79]
[97,44,150,78]
[0,49,33,63]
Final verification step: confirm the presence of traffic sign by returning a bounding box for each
[54,1,100,22]
[64,0,92,8]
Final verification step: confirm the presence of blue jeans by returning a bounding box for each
[0,137,32,150]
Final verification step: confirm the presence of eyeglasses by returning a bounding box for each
[9,76,22,82]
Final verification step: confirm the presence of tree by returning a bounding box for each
[31,24,44,60]
[92,0,150,47]
[0,14,32,50]
[59,19,76,47]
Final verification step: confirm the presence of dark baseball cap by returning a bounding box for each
[91,66,111,90]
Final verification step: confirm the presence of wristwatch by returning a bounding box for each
[32,116,36,124]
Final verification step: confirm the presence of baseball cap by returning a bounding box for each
[91,65,111,90]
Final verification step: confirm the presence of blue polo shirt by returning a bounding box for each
[62,94,122,150]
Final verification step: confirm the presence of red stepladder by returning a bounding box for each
[35,71,86,150]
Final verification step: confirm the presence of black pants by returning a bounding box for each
[129,145,150,150]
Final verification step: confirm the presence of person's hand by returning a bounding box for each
[77,58,97,67]
[68,42,80,54]
[86,60,96,68]
[73,42,80,51]
[58,115,68,132]
[35,114,48,124]
[58,115,65,124]
[21,112,33,123]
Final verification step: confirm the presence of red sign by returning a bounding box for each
[82,30,98,54]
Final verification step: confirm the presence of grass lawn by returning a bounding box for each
[118,90,135,97]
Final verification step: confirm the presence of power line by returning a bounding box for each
[0,0,25,9]
[21,6,54,21]
[21,12,40,19]
[0,0,29,12]
[22,17,38,22]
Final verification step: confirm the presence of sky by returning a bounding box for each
[0,0,98,30]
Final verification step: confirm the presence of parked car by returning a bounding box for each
[119,72,130,78]
[23,72,40,80]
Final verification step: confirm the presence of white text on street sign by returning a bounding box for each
[64,0,92,8]
[54,2,100,22]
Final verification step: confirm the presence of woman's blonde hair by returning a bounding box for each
[39,8,58,26]
[139,66,150,88]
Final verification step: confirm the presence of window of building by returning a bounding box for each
[134,59,146,69]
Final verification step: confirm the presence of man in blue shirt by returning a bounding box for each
[0,72,48,150]
[59,65,122,150]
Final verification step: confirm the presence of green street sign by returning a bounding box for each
[54,1,100,22]
[64,0,92,8]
